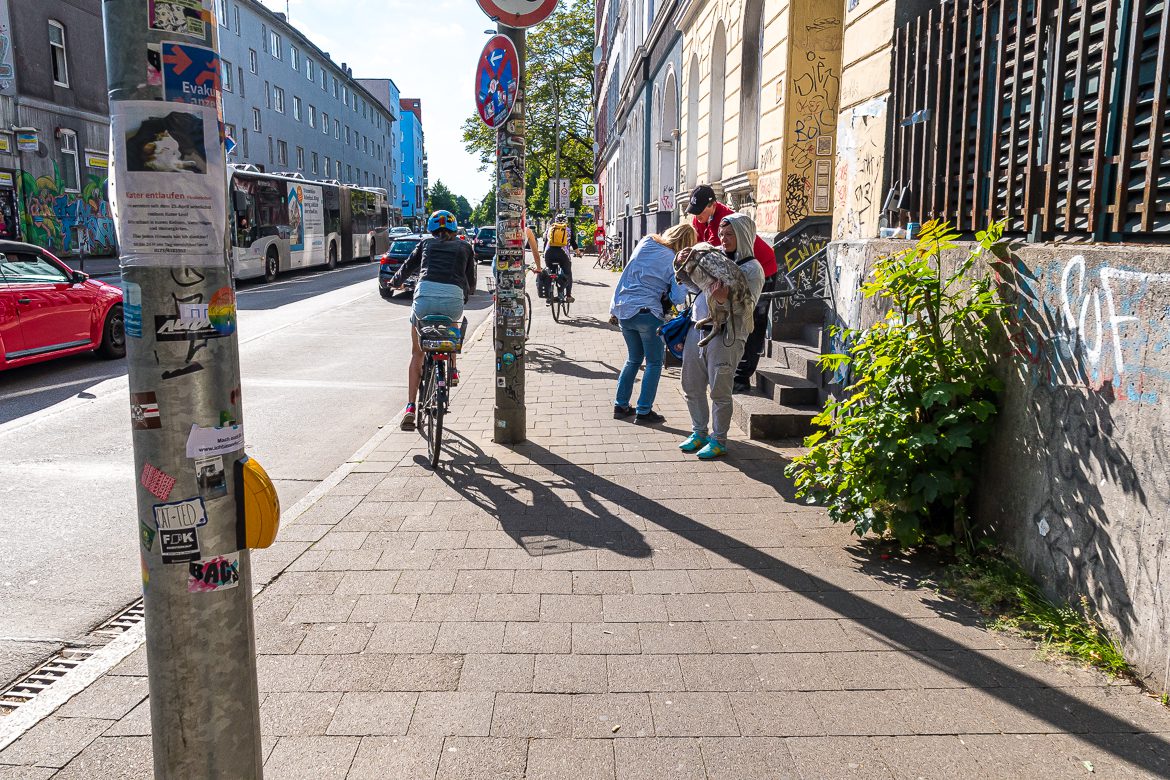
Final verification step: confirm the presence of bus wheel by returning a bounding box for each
[328,242,338,270]
[264,250,278,283]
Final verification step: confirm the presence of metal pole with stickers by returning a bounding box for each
[103,1,280,775]
[475,0,559,443]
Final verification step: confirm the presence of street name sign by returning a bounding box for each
[477,0,559,28]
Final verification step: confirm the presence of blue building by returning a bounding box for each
[399,98,427,229]
[216,0,397,202]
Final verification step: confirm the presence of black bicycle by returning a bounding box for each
[542,265,571,322]
[416,316,463,468]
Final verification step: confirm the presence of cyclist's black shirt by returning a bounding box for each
[392,237,477,301]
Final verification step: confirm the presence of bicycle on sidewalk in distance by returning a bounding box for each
[595,236,624,271]
[487,273,533,338]
[415,315,465,468]
[534,263,571,323]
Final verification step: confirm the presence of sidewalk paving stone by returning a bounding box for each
[9,262,1170,778]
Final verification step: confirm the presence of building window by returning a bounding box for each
[269,30,282,59]
[308,105,316,129]
[49,20,69,87]
[268,135,273,165]
[221,59,233,92]
[252,107,262,131]
[290,46,300,72]
[347,164,352,181]
[249,49,257,73]
[234,4,240,33]
[332,77,339,99]
[217,0,229,25]
[322,112,329,134]
[342,86,349,107]
[335,160,341,178]
[242,127,248,157]
[345,126,350,145]
[324,155,330,175]
[274,86,284,113]
[293,96,301,121]
[334,119,340,139]
[59,129,79,191]
[238,66,245,98]
[312,151,319,174]
[264,81,270,108]
[321,69,327,90]
[277,140,287,166]
[296,146,304,170]
[306,58,314,81]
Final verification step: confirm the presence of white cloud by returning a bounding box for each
[258,0,495,202]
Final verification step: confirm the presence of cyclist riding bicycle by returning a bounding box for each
[541,213,577,303]
[390,209,477,431]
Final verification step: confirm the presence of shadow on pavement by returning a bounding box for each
[439,434,1170,774]
[524,344,618,381]
[435,430,652,561]
[236,262,379,310]
[0,354,126,425]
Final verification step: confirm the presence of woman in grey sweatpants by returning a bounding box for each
[676,213,765,459]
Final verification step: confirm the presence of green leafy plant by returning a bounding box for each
[941,554,1131,677]
[785,220,1006,550]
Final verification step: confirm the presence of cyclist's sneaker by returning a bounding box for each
[400,403,416,431]
[614,404,635,419]
[634,410,665,425]
[450,370,460,387]
[679,433,708,453]
[697,439,728,460]
[566,295,575,303]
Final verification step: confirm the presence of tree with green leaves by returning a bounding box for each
[461,0,595,220]
[471,188,496,227]
[426,180,458,215]
[455,195,473,225]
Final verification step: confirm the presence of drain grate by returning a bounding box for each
[0,599,145,717]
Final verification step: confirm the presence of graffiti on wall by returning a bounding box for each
[783,40,840,228]
[1002,254,1170,404]
[834,96,887,239]
[19,166,117,256]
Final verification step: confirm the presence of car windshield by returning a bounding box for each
[477,229,495,239]
[391,240,420,253]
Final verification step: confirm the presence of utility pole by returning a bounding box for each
[104,1,267,775]
[553,81,561,214]
[493,21,527,443]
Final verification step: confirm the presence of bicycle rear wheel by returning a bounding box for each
[426,360,445,468]
[551,297,562,323]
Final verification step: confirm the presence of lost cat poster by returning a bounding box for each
[109,100,226,266]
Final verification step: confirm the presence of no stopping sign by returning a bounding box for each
[477,0,559,28]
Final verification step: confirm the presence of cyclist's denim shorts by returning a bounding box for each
[411,280,464,326]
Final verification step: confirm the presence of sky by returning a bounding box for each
[259,0,495,204]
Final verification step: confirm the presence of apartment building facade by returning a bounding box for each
[399,98,426,228]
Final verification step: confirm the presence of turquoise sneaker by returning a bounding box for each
[679,433,708,453]
[697,439,728,460]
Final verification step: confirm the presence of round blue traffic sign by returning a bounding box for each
[475,35,520,129]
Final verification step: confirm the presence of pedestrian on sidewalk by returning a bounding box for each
[675,213,765,459]
[610,222,696,424]
[685,184,779,392]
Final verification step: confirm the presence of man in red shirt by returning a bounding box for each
[685,185,779,392]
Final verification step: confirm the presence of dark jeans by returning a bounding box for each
[545,247,573,296]
[735,274,777,385]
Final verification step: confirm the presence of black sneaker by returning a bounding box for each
[732,382,752,394]
[613,404,635,419]
[634,410,666,425]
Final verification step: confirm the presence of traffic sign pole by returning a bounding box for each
[491,24,527,444]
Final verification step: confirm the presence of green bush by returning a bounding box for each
[785,221,1006,550]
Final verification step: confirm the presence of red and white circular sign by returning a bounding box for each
[476,0,559,28]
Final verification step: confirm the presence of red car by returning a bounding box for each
[0,241,125,370]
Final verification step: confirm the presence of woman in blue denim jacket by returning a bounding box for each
[609,222,696,424]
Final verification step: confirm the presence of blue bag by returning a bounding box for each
[658,307,692,359]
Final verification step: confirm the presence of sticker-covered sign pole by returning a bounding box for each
[492,23,527,443]
[103,1,279,776]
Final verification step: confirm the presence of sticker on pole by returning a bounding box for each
[477,0,559,27]
[188,552,240,593]
[475,35,520,129]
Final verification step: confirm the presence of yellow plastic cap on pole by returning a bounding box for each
[235,456,280,549]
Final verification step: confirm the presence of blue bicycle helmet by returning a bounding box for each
[427,210,458,235]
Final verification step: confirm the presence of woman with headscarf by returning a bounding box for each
[674,212,766,459]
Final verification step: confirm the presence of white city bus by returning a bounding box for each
[228,165,389,282]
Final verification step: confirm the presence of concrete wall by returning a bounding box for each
[828,238,1170,691]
